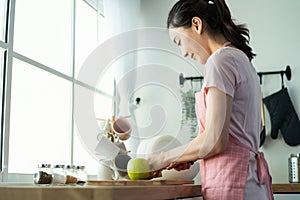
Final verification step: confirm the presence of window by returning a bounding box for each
[73,0,108,174]
[0,0,8,175]
[9,59,72,173]
[2,0,108,180]
[0,0,8,41]
[13,0,72,76]
[0,48,5,173]
[75,0,99,77]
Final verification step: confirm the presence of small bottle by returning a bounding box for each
[289,154,300,183]
[76,166,88,184]
[52,164,67,184]
[33,164,53,184]
[65,165,78,184]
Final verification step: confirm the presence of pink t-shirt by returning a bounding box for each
[202,46,261,150]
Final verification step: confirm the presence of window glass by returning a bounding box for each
[13,0,72,75]
[72,0,100,176]
[0,0,7,41]
[0,48,5,171]
[9,59,72,174]
[73,81,114,175]
[0,48,4,112]
[73,124,99,175]
[75,0,98,77]
[7,0,109,177]
[97,12,106,43]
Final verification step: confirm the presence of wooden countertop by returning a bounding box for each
[272,183,300,193]
[1,182,298,199]
[0,183,202,200]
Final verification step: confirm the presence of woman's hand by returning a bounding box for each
[147,153,168,175]
[149,169,163,178]
[166,161,194,171]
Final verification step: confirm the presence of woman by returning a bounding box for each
[148,0,274,199]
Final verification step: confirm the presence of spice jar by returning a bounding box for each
[52,164,67,184]
[76,166,88,184]
[65,165,78,184]
[33,164,53,184]
[288,153,300,183]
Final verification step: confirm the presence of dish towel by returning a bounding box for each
[263,88,300,146]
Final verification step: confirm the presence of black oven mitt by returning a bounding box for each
[263,88,300,146]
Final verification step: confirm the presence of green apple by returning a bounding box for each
[127,158,150,180]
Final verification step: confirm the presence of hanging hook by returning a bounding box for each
[258,73,263,85]
[190,80,194,90]
[179,73,185,87]
[285,65,292,81]
[280,72,285,89]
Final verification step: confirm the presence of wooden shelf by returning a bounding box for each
[272,183,300,193]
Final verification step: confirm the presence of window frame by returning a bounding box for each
[1,0,16,182]
[1,0,106,182]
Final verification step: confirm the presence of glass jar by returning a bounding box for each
[33,164,53,184]
[76,165,88,184]
[52,164,67,184]
[65,165,78,184]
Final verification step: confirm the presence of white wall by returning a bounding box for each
[136,0,300,185]
[227,0,300,184]
[132,0,202,147]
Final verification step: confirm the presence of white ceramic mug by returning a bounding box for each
[97,159,119,180]
[112,118,131,141]
[95,134,120,160]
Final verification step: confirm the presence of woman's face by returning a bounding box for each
[169,26,209,64]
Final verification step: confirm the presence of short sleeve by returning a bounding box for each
[203,49,240,97]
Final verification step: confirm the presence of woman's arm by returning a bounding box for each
[148,87,233,172]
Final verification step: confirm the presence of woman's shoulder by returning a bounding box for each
[206,47,250,72]
[211,46,248,63]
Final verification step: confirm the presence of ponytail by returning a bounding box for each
[167,0,256,61]
[214,0,256,61]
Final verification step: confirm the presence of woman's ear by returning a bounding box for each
[191,17,203,34]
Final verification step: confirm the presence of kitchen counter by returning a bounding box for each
[0,183,202,200]
[1,182,297,199]
[272,183,300,193]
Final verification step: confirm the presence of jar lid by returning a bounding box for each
[76,166,85,170]
[54,164,65,168]
[65,165,75,169]
[38,164,51,168]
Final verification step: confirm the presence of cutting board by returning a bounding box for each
[86,179,194,186]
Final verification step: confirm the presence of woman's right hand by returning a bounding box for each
[147,154,166,172]
[166,161,194,171]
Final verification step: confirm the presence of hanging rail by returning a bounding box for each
[257,65,291,88]
[179,73,203,87]
[179,65,292,88]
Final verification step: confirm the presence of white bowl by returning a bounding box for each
[159,161,199,180]
[137,135,199,180]
[137,135,181,157]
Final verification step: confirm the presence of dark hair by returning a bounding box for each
[167,0,256,61]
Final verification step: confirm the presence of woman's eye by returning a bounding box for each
[177,40,181,46]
